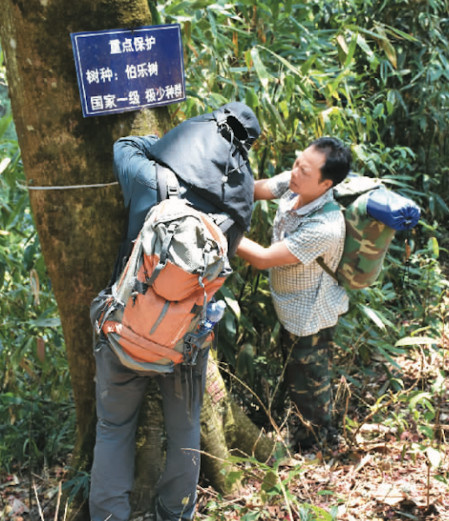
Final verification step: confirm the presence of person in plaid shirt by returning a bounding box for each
[237,137,352,449]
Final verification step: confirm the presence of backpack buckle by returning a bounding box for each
[183,334,199,366]
[167,183,179,199]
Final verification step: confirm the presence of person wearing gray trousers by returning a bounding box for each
[89,338,209,521]
[89,103,261,521]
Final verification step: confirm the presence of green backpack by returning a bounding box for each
[317,175,421,290]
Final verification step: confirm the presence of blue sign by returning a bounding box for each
[71,24,186,117]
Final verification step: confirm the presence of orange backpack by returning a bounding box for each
[92,194,231,374]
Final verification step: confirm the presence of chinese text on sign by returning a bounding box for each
[71,24,186,117]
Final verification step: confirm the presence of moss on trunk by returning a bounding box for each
[0,2,276,518]
[201,353,276,494]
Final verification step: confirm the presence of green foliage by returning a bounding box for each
[153,12,449,517]
[203,453,339,520]
[158,0,449,425]
[0,54,74,471]
[1,0,448,513]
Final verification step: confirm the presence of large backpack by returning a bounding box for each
[92,183,232,373]
[317,175,421,289]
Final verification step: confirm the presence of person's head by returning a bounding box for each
[289,137,351,205]
[310,137,352,187]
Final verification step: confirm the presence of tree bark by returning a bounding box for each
[0,1,169,518]
[201,353,275,495]
[0,2,275,519]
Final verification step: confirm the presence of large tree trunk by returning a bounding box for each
[0,2,169,517]
[0,1,274,518]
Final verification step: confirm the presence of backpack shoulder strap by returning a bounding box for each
[316,256,338,282]
[156,164,180,200]
[157,163,237,238]
[314,200,342,282]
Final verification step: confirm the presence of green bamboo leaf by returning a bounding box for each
[344,33,358,68]
[319,106,341,128]
[207,9,218,40]
[356,34,373,58]
[348,24,391,42]
[308,504,334,521]
[300,55,317,76]
[0,113,12,138]
[250,47,271,89]
[29,317,62,328]
[147,0,162,25]
[261,470,278,492]
[427,237,439,259]
[4,192,29,229]
[359,304,386,329]
[245,87,260,109]
[219,285,241,320]
[375,344,401,369]
[433,194,449,213]
[262,96,287,133]
[257,45,305,83]
[395,336,439,347]
[164,0,212,14]
[378,38,397,68]
[244,48,253,71]
[408,391,432,410]
[336,34,349,56]
[225,470,243,487]
[208,92,228,106]
[373,103,384,119]
[384,25,419,42]
[0,157,11,175]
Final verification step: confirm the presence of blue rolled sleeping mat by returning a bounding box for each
[365,186,421,231]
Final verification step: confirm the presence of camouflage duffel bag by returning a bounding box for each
[317,175,421,290]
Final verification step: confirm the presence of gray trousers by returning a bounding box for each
[89,339,209,521]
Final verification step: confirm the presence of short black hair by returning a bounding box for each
[310,137,352,186]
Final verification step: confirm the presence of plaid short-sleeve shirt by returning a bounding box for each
[266,171,349,337]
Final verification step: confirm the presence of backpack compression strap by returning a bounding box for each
[156,162,236,235]
[156,164,180,200]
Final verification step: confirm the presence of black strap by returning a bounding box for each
[216,216,235,234]
[313,200,341,282]
[156,164,180,200]
[316,256,338,282]
[145,222,177,287]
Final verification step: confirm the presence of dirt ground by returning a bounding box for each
[1,352,448,521]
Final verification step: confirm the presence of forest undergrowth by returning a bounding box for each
[1,335,447,521]
[2,1,449,519]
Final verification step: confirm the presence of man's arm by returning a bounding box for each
[113,135,159,208]
[254,179,276,200]
[254,170,291,200]
[236,237,300,270]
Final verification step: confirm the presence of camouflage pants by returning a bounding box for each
[281,326,335,430]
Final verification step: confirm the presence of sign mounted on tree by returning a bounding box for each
[70,24,186,117]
